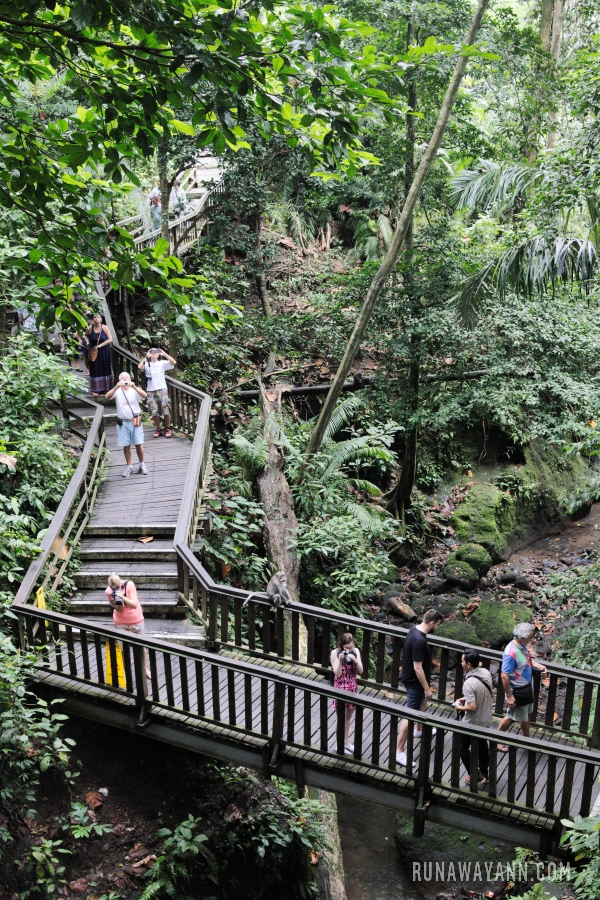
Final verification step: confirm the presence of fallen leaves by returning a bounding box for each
[85,791,103,810]
[69,879,88,894]
[223,803,243,823]
[462,600,480,617]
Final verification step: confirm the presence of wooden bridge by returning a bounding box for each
[12,282,600,855]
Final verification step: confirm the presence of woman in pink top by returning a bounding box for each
[105,573,150,677]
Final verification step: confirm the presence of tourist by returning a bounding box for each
[150,194,162,230]
[105,573,150,678]
[330,633,363,755]
[85,313,113,396]
[453,649,493,788]
[137,347,176,437]
[498,622,546,748]
[105,372,148,477]
[396,608,444,766]
[170,179,187,216]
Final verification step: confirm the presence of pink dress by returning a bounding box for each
[333,657,358,711]
[105,581,144,627]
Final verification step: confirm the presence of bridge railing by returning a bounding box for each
[172,569,600,748]
[118,177,225,254]
[12,394,106,608]
[14,604,600,835]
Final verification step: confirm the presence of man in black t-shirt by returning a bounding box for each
[396,608,444,766]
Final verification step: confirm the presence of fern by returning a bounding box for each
[321,437,395,479]
[230,434,268,473]
[322,394,363,442]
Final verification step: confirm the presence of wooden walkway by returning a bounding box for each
[15,257,600,857]
[36,638,598,819]
[87,424,192,534]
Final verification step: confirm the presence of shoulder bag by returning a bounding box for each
[88,346,98,363]
[511,640,534,706]
[121,388,142,428]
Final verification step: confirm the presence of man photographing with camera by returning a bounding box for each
[138,347,175,438]
[105,372,148,478]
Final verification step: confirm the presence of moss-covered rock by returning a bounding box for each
[435,620,481,648]
[454,542,493,576]
[443,558,479,591]
[451,443,591,561]
[469,600,533,648]
[451,483,513,560]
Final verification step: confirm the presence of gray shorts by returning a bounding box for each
[506,701,534,722]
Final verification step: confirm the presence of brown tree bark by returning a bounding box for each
[305,0,491,459]
[546,0,563,149]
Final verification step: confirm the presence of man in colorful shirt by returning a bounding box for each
[498,622,546,743]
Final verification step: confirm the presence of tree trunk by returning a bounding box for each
[387,18,420,522]
[546,0,563,149]
[305,0,490,459]
[539,0,553,51]
[257,383,301,656]
[158,137,171,246]
[310,789,347,900]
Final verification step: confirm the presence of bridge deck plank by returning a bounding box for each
[39,640,599,824]
[90,424,193,529]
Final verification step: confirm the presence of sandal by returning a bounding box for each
[153,429,162,438]
[497,744,509,752]
[165,428,172,438]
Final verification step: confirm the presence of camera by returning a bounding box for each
[341,649,355,665]
[112,590,123,606]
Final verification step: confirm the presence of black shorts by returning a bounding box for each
[404,684,426,709]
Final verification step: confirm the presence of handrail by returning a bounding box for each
[117,174,224,254]
[15,603,600,832]
[13,396,105,607]
[18,605,600,767]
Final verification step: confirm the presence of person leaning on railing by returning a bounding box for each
[106,573,150,679]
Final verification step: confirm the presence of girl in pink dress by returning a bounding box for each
[330,632,363,755]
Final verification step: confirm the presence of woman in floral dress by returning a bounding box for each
[330,632,363,755]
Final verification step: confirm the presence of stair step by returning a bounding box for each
[74,571,178,589]
[77,616,206,646]
[69,593,185,617]
[80,538,176,561]
[84,524,176,537]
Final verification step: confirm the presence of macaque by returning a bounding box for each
[242,570,293,608]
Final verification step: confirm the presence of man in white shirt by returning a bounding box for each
[105,373,148,477]
[137,348,175,438]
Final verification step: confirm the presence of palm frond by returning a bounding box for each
[377,214,393,249]
[586,196,600,246]
[323,394,363,442]
[453,236,598,327]
[230,434,269,473]
[450,159,538,214]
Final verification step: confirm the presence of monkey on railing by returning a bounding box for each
[242,571,293,609]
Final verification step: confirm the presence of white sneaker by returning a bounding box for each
[344,744,354,754]
[396,751,407,766]
[122,465,133,478]
[138,462,148,475]
[414,728,437,739]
